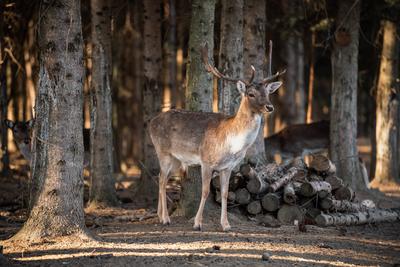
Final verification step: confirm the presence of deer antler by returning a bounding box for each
[201,43,255,85]
[262,40,286,84]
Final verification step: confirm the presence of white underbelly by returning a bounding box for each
[172,152,201,166]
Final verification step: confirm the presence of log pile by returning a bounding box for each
[211,154,400,227]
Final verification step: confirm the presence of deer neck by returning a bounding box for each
[231,97,261,127]
[16,141,32,162]
[223,97,262,147]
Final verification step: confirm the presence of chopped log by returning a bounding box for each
[247,176,269,194]
[212,173,245,191]
[261,193,281,212]
[309,154,336,175]
[305,207,322,220]
[293,168,308,182]
[256,214,281,228]
[315,208,400,226]
[334,186,355,201]
[240,164,257,179]
[229,173,245,191]
[283,183,297,205]
[308,174,322,182]
[269,167,299,192]
[319,198,370,212]
[300,181,332,198]
[228,191,236,203]
[361,199,376,209]
[215,191,236,204]
[257,163,283,183]
[324,175,343,190]
[212,176,220,190]
[288,157,308,170]
[247,200,262,215]
[277,204,304,224]
[235,188,251,205]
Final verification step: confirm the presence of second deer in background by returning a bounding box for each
[5,119,91,167]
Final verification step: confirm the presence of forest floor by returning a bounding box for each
[1,147,400,267]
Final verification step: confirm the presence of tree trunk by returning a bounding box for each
[330,0,363,190]
[178,0,216,218]
[89,0,118,208]
[0,4,10,175]
[373,20,399,185]
[243,0,266,164]
[306,30,316,123]
[162,0,177,111]
[218,0,243,115]
[139,0,163,203]
[11,0,88,242]
[0,58,9,176]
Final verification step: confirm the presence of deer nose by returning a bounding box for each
[24,139,30,144]
[265,105,274,112]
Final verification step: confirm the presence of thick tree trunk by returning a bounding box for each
[11,0,88,242]
[330,0,363,190]
[373,20,399,185]
[243,0,266,164]
[218,0,243,115]
[140,0,163,202]
[89,0,118,207]
[178,0,216,218]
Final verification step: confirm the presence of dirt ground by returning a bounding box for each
[1,152,400,267]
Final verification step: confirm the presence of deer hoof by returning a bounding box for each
[222,225,231,232]
[193,224,202,231]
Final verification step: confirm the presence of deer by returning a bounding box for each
[264,120,330,162]
[4,119,90,167]
[149,41,285,231]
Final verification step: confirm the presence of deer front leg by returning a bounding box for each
[219,169,232,231]
[158,169,171,225]
[193,165,212,231]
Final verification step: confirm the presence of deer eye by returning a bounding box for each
[248,93,255,98]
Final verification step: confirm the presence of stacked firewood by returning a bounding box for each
[212,154,400,227]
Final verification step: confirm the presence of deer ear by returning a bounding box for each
[236,81,246,94]
[266,81,282,94]
[27,119,35,128]
[4,119,15,129]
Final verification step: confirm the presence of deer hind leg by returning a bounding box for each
[157,154,181,225]
[193,165,212,231]
[219,169,232,231]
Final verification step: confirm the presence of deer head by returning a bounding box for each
[201,40,285,114]
[4,119,34,146]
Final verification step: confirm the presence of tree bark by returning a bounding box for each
[373,20,399,185]
[162,0,177,111]
[11,0,88,242]
[89,0,118,207]
[179,0,216,218]
[243,0,266,164]
[218,0,243,115]
[330,0,363,190]
[140,0,163,202]
[0,3,10,175]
